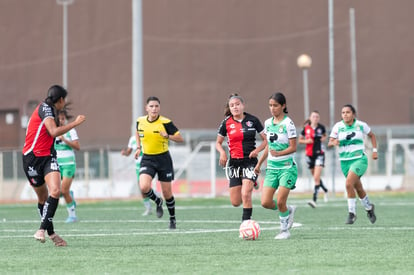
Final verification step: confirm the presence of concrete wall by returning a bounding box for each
[1,0,413,149]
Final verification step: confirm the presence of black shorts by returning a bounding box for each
[226,158,258,188]
[305,154,325,169]
[22,152,60,187]
[139,151,174,182]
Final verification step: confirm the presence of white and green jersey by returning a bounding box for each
[264,115,297,169]
[330,119,371,161]
[127,136,143,171]
[55,128,78,166]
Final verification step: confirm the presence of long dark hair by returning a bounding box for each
[56,103,73,126]
[269,92,288,114]
[45,85,67,107]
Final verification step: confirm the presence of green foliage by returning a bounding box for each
[1,193,414,274]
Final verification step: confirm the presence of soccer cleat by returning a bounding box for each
[49,233,67,247]
[34,229,46,243]
[156,199,164,218]
[345,212,357,224]
[367,204,376,224]
[65,216,78,223]
[142,207,152,216]
[287,205,297,229]
[169,218,176,230]
[274,230,290,240]
[308,200,317,208]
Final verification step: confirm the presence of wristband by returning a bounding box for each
[372,148,377,153]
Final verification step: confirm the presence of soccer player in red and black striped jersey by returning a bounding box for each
[22,85,85,246]
[299,111,328,208]
[216,94,267,223]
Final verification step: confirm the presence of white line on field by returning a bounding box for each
[0,224,304,239]
[0,221,302,238]
[2,223,414,240]
[0,219,292,225]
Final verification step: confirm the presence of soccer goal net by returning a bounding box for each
[387,138,414,181]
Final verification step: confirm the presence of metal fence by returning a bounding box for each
[1,125,413,201]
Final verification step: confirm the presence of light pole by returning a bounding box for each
[297,54,312,120]
[349,8,358,111]
[329,0,336,196]
[56,0,74,89]
[132,0,143,135]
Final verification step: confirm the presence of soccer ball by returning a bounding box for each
[239,219,261,240]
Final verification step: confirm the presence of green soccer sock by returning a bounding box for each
[272,199,278,211]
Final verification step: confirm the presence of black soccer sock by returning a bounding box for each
[37,203,44,218]
[144,189,161,206]
[40,196,58,236]
[166,196,176,220]
[313,185,320,202]
[242,208,253,221]
[37,202,54,235]
[320,179,328,193]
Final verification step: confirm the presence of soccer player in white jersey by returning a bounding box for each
[55,109,80,223]
[328,104,377,224]
[255,92,297,240]
[121,135,152,216]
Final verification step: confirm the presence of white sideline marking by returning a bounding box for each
[0,221,302,239]
[0,226,278,239]
[0,219,299,225]
[1,200,413,211]
[2,222,414,239]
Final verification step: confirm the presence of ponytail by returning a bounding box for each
[45,85,67,106]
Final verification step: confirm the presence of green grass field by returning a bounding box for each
[1,192,414,274]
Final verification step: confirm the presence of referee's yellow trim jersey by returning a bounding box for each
[136,115,179,155]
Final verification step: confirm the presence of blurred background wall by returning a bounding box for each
[0,0,413,149]
[1,0,414,200]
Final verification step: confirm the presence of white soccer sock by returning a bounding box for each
[279,215,289,231]
[360,195,372,210]
[67,203,76,218]
[144,199,152,210]
[347,198,357,214]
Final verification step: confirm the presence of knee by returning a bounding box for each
[230,198,242,207]
[261,202,269,209]
[261,199,273,209]
[48,186,61,198]
[139,183,151,194]
[229,190,242,207]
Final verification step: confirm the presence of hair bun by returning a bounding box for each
[47,85,67,103]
